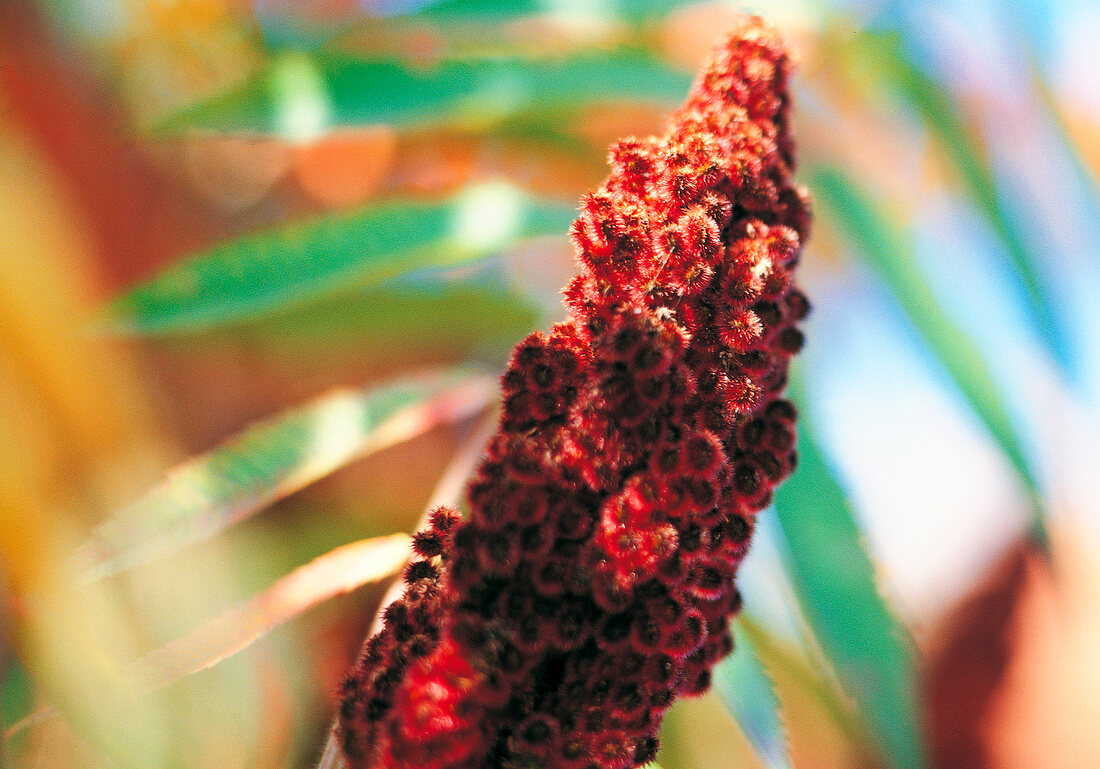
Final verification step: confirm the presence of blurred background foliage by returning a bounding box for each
[1,0,1098,768]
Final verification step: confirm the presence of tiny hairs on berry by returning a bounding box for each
[338,16,810,769]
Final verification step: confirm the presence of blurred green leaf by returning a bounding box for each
[1028,60,1100,227]
[156,48,690,137]
[236,279,541,354]
[0,659,30,730]
[848,30,1074,379]
[0,659,32,756]
[73,370,495,581]
[412,0,689,22]
[713,616,791,769]
[493,108,609,161]
[100,182,573,335]
[809,166,1046,541]
[772,407,927,769]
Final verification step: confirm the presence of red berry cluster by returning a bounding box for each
[338,15,810,769]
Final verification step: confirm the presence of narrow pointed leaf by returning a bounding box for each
[233,278,539,353]
[1028,61,1100,239]
[156,49,690,137]
[11,536,411,737]
[773,414,927,769]
[3,705,56,743]
[134,534,410,689]
[848,30,1073,378]
[73,371,495,581]
[100,182,573,335]
[412,0,688,22]
[713,616,792,769]
[809,166,1046,540]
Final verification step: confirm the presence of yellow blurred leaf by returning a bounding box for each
[0,106,176,768]
[134,533,411,689]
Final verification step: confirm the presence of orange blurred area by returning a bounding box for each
[1060,107,1100,181]
[294,127,398,207]
[987,526,1100,769]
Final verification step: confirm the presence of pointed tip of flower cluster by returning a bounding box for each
[339,15,809,769]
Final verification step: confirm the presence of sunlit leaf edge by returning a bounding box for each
[99,182,575,336]
[807,164,1047,544]
[713,615,792,769]
[773,387,928,769]
[73,369,495,581]
[845,28,1076,381]
[154,47,691,138]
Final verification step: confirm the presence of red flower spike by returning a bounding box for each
[338,15,809,769]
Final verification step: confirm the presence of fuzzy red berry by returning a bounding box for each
[339,15,810,769]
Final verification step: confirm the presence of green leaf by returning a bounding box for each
[1028,59,1100,239]
[809,165,1046,542]
[0,659,30,729]
[1,659,33,755]
[99,182,573,335]
[156,48,691,137]
[412,0,689,22]
[772,408,927,769]
[233,279,541,354]
[713,616,792,769]
[847,30,1074,379]
[72,370,495,582]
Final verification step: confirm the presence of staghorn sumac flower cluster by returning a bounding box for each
[338,15,810,769]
